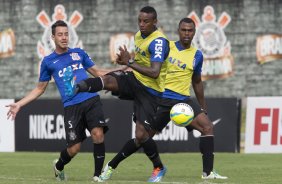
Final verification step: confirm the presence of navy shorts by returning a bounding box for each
[64,96,108,147]
[107,71,160,131]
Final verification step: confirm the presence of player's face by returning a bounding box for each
[178,22,195,47]
[52,26,69,50]
[138,12,157,36]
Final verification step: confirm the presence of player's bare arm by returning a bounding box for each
[87,65,128,77]
[6,81,48,120]
[116,45,162,79]
[192,74,207,112]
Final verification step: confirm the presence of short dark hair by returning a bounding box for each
[51,20,68,35]
[178,18,195,28]
[140,6,157,19]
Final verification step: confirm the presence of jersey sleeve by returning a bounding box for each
[148,37,170,62]
[81,49,95,69]
[39,59,51,82]
[193,50,204,75]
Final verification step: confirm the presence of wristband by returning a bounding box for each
[127,59,134,66]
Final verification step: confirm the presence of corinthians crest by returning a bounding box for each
[189,5,234,80]
[36,4,83,58]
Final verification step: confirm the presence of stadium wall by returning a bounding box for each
[0,0,281,99]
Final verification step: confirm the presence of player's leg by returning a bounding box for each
[53,143,81,181]
[100,137,141,180]
[84,96,109,181]
[189,110,227,179]
[134,121,166,182]
[53,104,86,181]
[75,71,122,93]
[90,127,105,182]
[100,114,141,181]
[190,113,214,175]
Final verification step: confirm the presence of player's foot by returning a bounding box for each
[147,166,167,182]
[63,66,76,97]
[99,163,114,181]
[53,159,65,181]
[93,176,103,182]
[202,171,228,179]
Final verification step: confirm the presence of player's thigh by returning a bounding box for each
[105,71,134,99]
[64,105,87,147]
[190,113,213,135]
[153,105,171,132]
[84,96,108,135]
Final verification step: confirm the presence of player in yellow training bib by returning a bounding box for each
[154,18,228,180]
[74,6,169,182]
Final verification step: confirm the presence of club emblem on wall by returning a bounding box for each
[189,5,234,80]
[36,4,83,59]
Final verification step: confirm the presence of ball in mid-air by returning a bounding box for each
[170,103,194,127]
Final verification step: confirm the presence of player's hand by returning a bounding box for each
[116,45,131,65]
[6,103,21,120]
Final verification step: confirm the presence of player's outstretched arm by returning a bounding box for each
[6,81,48,120]
[87,65,128,77]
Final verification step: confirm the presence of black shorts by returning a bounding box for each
[107,71,159,131]
[154,98,203,132]
[64,96,108,147]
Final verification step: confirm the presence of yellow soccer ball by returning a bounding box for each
[170,103,194,127]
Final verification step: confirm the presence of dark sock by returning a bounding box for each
[56,149,72,171]
[200,136,214,175]
[142,137,163,169]
[109,139,140,169]
[76,77,103,93]
[93,143,105,177]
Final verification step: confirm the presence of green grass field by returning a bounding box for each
[0,152,281,184]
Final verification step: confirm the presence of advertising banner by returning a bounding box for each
[15,98,240,152]
[0,99,15,152]
[256,34,282,64]
[245,97,282,153]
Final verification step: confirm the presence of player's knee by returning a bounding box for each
[91,127,104,143]
[101,74,117,89]
[135,132,148,144]
[202,123,214,135]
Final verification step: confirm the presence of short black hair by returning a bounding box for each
[51,20,68,35]
[178,18,195,28]
[140,6,157,19]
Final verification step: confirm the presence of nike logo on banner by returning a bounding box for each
[193,118,222,138]
[212,118,221,125]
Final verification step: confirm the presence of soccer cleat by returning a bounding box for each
[99,163,114,181]
[63,66,76,97]
[93,176,103,182]
[147,166,167,182]
[202,171,228,179]
[53,159,65,181]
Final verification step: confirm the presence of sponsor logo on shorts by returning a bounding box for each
[69,130,77,141]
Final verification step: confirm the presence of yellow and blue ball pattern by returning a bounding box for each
[170,103,194,127]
